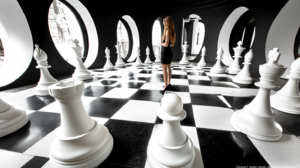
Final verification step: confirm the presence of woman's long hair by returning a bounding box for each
[162,16,176,44]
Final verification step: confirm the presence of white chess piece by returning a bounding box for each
[69,43,93,81]
[0,98,29,137]
[115,42,126,68]
[147,93,195,168]
[144,46,152,65]
[33,44,59,96]
[230,48,287,141]
[233,49,254,84]
[197,46,206,69]
[49,81,113,168]
[103,47,115,70]
[271,58,300,115]
[179,41,189,65]
[134,46,143,67]
[210,47,225,74]
[154,41,161,64]
[226,41,245,74]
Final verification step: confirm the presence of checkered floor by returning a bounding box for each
[0,63,300,168]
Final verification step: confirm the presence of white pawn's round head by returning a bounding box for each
[202,46,206,53]
[245,49,254,61]
[33,44,47,62]
[161,93,183,116]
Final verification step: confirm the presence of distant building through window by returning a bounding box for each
[117,21,129,58]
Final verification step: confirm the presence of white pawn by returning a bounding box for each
[49,81,113,168]
[144,46,152,65]
[115,42,126,68]
[135,46,143,67]
[179,41,189,65]
[33,44,59,96]
[69,42,92,81]
[230,48,287,141]
[147,93,195,168]
[271,58,300,115]
[233,49,254,84]
[210,47,225,74]
[103,47,115,70]
[154,41,161,64]
[197,46,206,69]
[226,41,245,74]
[0,98,29,137]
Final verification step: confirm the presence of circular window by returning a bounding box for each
[117,20,130,59]
[152,18,163,59]
[48,0,88,66]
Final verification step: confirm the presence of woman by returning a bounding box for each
[160,16,176,93]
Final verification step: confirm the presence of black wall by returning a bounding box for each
[0,0,289,90]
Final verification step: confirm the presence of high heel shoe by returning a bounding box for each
[162,84,171,88]
[160,84,171,94]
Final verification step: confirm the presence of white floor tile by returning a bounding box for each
[249,134,300,167]
[170,79,189,85]
[140,83,164,90]
[101,88,138,99]
[205,72,228,77]
[192,105,235,131]
[39,96,97,113]
[172,71,187,75]
[1,88,35,105]
[217,96,232,108]
[26,110,36,115]
[111,100,160,123]
[134,74,152,78]
[172,92,191,104]
[187,76,211,81]
[212,81,240,88]
[89,79,121,87]
[41,161,53,168]
[0,149,34,168]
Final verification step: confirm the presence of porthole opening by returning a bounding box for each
[152,17,163,60]
[117,20,130,59]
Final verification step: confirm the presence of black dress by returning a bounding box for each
[161,40,173,64]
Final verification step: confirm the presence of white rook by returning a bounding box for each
[33,44,59,96]
[230,48,287,141]
[271,58,300,115]
[233,49,254,84]
[103,47,115,70]
[226,41,245,74]
[210,47,225,74]
[49,81,113,168]
[147,93,195,168]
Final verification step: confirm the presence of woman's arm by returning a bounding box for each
[160,30,170,47]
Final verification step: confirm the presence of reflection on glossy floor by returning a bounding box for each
[0,62,300,168]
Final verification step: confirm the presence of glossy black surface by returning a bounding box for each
[22,156,49,168]
[169,85,189,92]
[209,76,232,82]
[83,86,113,97]
[139,70,153,74]
[91,70,104,72]
[83,77,103,83]
[116,82,145,89]
[109,75,128,79]
[129,77,148,81]
[13,95,55,110]
[234,82,259,89]
[273,108,300,136]
[197,128,269,168]
[223,96,255,110]
[212,81,239,88]
[190,93,228,108]
[85,98,128,118]
[129,90,163,102]
[171,74,188,79]
[0,112,60,153]
[98,162,133,168]
[188,80,213,86]
[102,119,154,168]
[146,77,165,83]
[100,80,118,86]
[187,72,206,76]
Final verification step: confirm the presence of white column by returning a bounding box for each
[147,93,195,168]
[49,81,113,168]
[233,49,254,84]
[230,48,287,141]
[103,47,115,70]
[33,44,58,96]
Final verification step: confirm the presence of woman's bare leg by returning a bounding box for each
[167,64,172,85]
[162,64,168,90]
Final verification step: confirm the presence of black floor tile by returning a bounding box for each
[116,82,145,89]
[103,120,154,168]
[171,74,188,79]
[22,156,49,168]
[0,112,60,153]
[212,81,239,88]
[273,108,300,136]
[83,77,103,83]
[146,77,165,83]
[223,96,255,110]
[13,95,55,110]
[139,70,152,74]
[169,85,189,92]
[188,80,213,86]
[83,86,114,97]
[100,80,119,86]
[91,70,104,72]
[85,98,129,118]
[197,128,269,168]
[98,162,134,168]
[187,72,206,76]
[190,93,228,108]
[210,76,232,82]
[234,82,259,89]
[129,77,148,81]
[129,90,163,102]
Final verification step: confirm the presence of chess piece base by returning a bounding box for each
[210,68,225,74]
[233,75,253,84]
[72,70,93,81]
[50,122,113,168]
[197,63,206,67]
[134,63,143,67]
[144,63,152,66]
[179,61,189,65]
[115,63,126,68]
[271,95,300,115]
[230,107,282,141]
[0,106,29,138]
[226,68,241,75]
[35,81,59,96]
[103,66,115,71]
